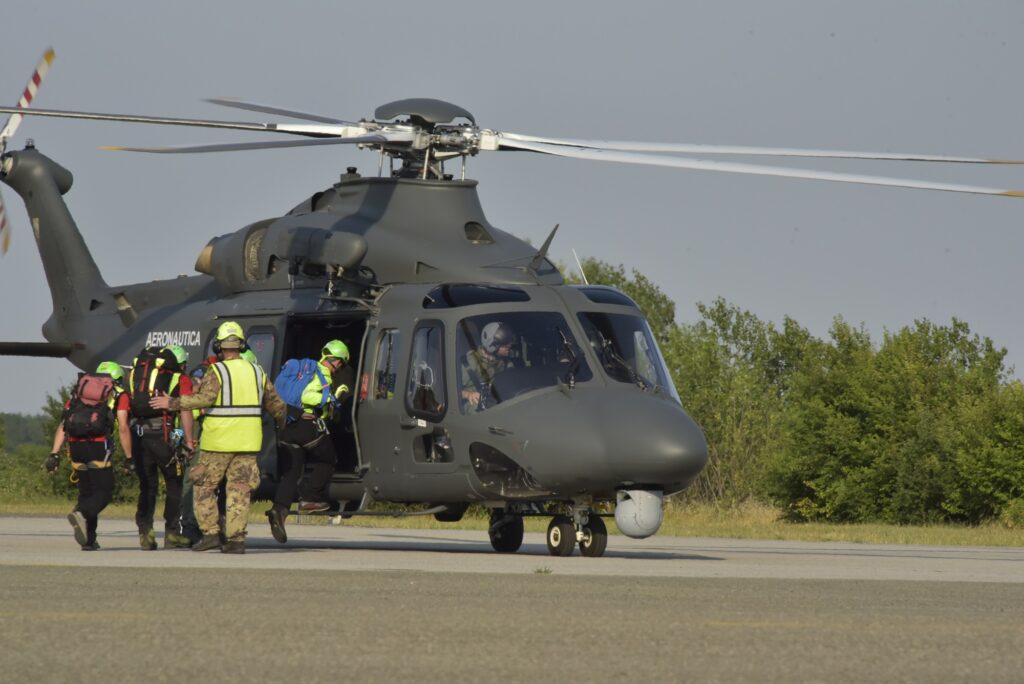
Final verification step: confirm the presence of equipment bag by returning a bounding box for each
[64,373,115,439]
[128,346,181,419]
[274,358,333,423]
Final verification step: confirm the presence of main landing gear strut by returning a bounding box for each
[488,501,609,558]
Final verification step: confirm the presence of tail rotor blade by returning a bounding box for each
[0,190,11,255]
[0,47,56,149]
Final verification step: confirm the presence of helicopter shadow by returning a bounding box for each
[244,533,723,562]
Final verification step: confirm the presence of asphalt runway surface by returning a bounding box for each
[2,516,1023,682]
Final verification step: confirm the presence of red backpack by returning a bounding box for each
[64,373,116,439]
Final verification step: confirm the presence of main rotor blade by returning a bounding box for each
[499,139,1024,197]
[0,106,359,138]
[205,97,356,125]
[102,132,406,154]
[0,47,56,148]
[497,132,1023,164]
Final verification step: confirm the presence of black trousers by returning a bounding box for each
[133,430,184,533]
[274,419,336,510]
[75,468,114,545]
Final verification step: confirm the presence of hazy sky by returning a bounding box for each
[2,1,1023,414]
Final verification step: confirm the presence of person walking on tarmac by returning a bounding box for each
[46,362,132,550]
[150,321,286,554]
[266,339,352,544]
[128,344,195,550]
[178,348,261,545]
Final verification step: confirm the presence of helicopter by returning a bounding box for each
[2,49,1022,557]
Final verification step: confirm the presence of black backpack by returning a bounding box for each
[64,373,115,439]
[128,346,182,419]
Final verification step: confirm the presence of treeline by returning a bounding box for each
[575,258,1024,526]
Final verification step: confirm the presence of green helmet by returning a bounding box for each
[95,361,125,382]
[321,339,350,364]
[164,344,188,366]
[215,321,245,349]
[240,349,258,365]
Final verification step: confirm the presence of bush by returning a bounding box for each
[1000,499,1024,529]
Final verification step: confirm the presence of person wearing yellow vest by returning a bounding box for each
[151,321,286,554]
[266,339,352,544]
[47,361,133,550]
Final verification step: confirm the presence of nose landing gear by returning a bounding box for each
[544,503,609,557]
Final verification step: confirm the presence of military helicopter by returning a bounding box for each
[2,50,1022,557]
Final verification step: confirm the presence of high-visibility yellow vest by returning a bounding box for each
[201,358,266,452]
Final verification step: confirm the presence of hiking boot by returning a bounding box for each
[139,527,157,550]
[80,541,101,551]
[164,531,192,548]
[266,508,288,544]
[298,501,329,514]
[67,511,88,546]
[221,540,245,554]
[192,534,222,552]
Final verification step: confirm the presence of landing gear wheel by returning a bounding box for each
[578,514,608,557]
[489,512,524,553]
[546,515,576,557]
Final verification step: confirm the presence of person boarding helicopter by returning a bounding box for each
[150,322,286,554]
[267,339,352,544]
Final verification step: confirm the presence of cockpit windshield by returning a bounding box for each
[457,312,592,413]
[577,312,681,402]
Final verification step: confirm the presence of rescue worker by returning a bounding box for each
[46,361,132,550]
[461,321,516,409]
[178,349,257,544]
[150,321,286,554]
[265,339,351,543]
[131,344,195,550]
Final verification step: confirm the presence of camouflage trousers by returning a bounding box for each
[188,451,260,542]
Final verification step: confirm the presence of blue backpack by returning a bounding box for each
[274,358,333,422]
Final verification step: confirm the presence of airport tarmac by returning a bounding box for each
[2,516,1023,682]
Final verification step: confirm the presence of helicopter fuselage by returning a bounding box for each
[0,144,708,552]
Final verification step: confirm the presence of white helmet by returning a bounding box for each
[481,322,516,354]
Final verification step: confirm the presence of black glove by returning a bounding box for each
[45,454,60,474]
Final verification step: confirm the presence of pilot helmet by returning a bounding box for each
[481,322,515,354]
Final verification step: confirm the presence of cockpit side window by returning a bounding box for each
[577,312,681,403]
[373,329,401,400]
[406,322,446,421]
[457,311,592,413]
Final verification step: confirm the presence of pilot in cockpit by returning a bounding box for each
[460,321,516,410]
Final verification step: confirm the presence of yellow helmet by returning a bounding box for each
[215,321,245,349]
[321,339,350,364]
[95,361,125,382]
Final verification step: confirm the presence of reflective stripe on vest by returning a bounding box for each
[200,358,266,452]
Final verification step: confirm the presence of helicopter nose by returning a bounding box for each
[597,395,708,488]
[481,390,708,495]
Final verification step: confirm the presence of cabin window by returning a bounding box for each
[246,331,275,372]
[422,284,530,309]
[457,312,592,413]
[464,221,494,245]
[576,312,681,403]
[406,322,447,421]
[373,329,401,400]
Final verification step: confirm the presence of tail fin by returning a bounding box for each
[0,145,109,326]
